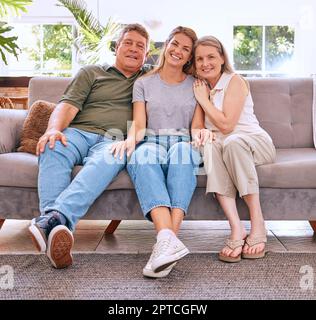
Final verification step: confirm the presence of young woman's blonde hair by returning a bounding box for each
[193,36,234,74]
[148,26,198,76]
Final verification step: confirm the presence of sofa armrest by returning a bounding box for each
[0,109,28,153]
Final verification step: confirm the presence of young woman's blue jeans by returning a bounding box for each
[127,135,201,220]
[38,127,126,231]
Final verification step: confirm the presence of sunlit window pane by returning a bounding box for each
[233,26,262,71]
[9,24,38,73]
[7,23,73,76]
[42,24,72,75]
[265,26,295,72]
[233,25,295,77]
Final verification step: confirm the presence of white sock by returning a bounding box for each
[157,228,176,242]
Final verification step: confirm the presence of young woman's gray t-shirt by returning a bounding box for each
[132,73,197,136]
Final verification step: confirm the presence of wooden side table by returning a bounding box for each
[7,96,29,109]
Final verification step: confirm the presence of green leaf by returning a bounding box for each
[56,0,121,65]
[0,0,33,18]
[57,0,103,38]
[0,21,20,65]
[0,1,32,65]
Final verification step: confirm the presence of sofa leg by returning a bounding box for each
[309,221,316,233]
[104,220,121,235]
[0,219,5,229]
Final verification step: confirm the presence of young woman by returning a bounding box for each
[193,36,276,263]
[111,26,209,277]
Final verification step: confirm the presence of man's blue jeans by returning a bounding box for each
[127,135,201,220]
[38,127,126,231]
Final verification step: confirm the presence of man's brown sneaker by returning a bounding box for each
[47,225,74,269]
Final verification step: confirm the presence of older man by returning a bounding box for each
[29,24,149,269]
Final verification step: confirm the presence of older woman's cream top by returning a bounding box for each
[205,72,271,141]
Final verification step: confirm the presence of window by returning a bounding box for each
[233,25,295,77]
[4,23,74,77]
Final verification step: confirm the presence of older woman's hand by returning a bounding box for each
[193,79,210,107]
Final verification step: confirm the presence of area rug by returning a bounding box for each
[0,253,315,300]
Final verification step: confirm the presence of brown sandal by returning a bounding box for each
[242,235,267,259]
[219,238,245,263]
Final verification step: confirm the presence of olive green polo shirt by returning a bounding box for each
[59,63,147,136]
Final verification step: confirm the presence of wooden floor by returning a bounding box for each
[0,219,315,254]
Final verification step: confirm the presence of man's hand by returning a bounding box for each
[192,129,214,148]
[36,129,67,156]
[110,137,136,160]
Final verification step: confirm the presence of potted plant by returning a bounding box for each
[57,0,120,65]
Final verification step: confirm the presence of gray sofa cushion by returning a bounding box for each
[250,78,313,149]
[28,77,72,107]
[257,148,316,188]
[0,109,28,153]
[2,148,316,189]
[0,152,134,189]
[0,152,38,187]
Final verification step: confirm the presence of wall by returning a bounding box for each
[4,0,316,76]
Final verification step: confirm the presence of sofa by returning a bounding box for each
[0,76,316,233]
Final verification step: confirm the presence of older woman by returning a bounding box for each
[193,36,276,263]
[111,26,206,277]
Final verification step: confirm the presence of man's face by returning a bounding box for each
[115,31,148,76]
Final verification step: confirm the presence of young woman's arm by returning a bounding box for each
[191,104,212,147]
[193,75,248,135]
[131,101,147,144]
[110,101,147,159]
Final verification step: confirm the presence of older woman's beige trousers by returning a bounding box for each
[203,132,276,198]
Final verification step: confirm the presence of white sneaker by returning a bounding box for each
[28,218,47,252]
[151,236,189,273]
[143,245,177,278]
